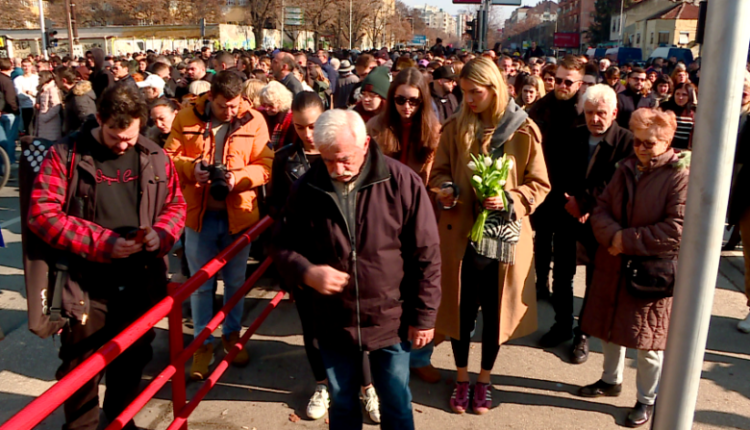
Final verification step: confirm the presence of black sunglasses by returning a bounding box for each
[633,138,658,149]
[394,96,422,107]
[554,77,581,87]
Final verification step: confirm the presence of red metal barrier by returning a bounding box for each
[0,215,280,430]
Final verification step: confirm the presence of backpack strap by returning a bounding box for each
[49,136,78,322]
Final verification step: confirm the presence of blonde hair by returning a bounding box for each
[630,108,678,144]
[242,79,265,107]
[188,80,211,96]
[456,57,509,153]
[260,80,293,112]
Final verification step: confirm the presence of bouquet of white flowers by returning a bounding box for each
[468,153,514,244]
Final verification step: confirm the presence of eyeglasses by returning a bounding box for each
[633,138,659,149]
[394,96,422,107]
[554,77,581,87]
[630,77,646,82]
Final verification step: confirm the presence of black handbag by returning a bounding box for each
[620,183,676,300]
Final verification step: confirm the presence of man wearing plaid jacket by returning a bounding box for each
[28,84,186,430]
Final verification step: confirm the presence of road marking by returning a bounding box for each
[0,217,20,229]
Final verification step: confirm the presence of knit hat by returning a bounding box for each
[361,67,390,99]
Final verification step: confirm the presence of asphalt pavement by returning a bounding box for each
[1,173,749,430]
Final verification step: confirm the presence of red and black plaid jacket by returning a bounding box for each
[28,133,186,264]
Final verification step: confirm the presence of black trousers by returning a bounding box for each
[57,288,155,430]
[451,246,501,371]
[533,213,579,329]
[20,108,33,134]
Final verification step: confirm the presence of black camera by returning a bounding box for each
[200,162,230,201]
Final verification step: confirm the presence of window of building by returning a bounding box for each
[679,31,690,45]
[658,31,670,45]
[650,32,654,45]
[636,33,641,45]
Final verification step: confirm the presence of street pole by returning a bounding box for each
[38,0,48,59]
[281,0,284,49]
[64,0,74,56]
[652,1,750,429]
[349,0,353,50]
[618,0,624,46]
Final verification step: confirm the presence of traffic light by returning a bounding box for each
[45,30,58,48]
[466,20,476,39]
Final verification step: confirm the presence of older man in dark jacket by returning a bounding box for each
[565,84,634,364]
[272,109,441,430]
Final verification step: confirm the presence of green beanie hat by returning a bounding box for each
[361,67,391,99]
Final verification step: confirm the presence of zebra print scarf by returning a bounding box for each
[472,209,522,265]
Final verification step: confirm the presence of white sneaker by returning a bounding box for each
[361,386,381,424]
[306,384,330,420]
[738,313,750,333]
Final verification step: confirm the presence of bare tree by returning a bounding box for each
[242,0,279,50]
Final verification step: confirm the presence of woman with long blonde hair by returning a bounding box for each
[429,57,550,415]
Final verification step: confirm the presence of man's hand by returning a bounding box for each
[437,186,456,208]
[142,226,160,252]
[409,327,435,349]
[303,265,350,295]
[112,237,143,259]
[194,161,210,184]
[564,193,585,222]
[226,171,236,192]
[608,230,624,256]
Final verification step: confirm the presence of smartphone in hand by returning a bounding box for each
[125,227,147,243]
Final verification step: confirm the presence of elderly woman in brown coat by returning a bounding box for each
[577,108,689,428]
[429,57,550,415]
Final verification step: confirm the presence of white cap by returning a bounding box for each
[137,74,165,91]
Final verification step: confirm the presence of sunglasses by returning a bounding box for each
[630,77,646,82]
[554,77,581,87]
[394,96,422,107]
[633,138,658,149]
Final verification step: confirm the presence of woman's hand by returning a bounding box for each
[437,186,456,208]
[608,230,625,256]
[483,196,504,211]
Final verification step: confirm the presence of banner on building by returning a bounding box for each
[452,0,521,4]
[554,32,580,48]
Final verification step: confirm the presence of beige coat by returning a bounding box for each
[429,116,550,343]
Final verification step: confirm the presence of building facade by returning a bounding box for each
[612,0,699,59]
[557,0,595,52]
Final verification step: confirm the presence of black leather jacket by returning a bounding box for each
[268,142,313,219]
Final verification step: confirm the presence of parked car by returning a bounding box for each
[586,48,607,61]
[605,47,643,65]
[649,47,694,64]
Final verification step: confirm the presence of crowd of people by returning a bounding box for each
[1,40,749,430]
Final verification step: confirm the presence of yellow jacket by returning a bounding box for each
[165,94,273,234]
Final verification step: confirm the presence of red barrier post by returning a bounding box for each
[168,282,188,430]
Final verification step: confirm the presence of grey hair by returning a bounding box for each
[313,109,367,151]
[581,84,618,112]
[260,81,293,112]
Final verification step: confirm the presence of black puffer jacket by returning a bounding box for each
[63,80,97,136]
[272,142,442,352]
[268,141,310,219]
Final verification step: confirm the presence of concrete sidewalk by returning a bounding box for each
[1,175,749,429]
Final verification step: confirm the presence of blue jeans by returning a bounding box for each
[185,211,251,343]
[0,113,19,165]
[321,342,414,430]
[409,340,434,368]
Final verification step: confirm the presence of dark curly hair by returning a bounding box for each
[97,84,148,129]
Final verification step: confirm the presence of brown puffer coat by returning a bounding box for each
[580,149,690,351]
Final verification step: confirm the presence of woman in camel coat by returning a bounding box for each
[429,57,550,415]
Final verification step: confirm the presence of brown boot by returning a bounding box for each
[222,331,250,366]
[411,364,441,383]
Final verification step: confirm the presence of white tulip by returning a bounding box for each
[507,158,514,171]
[468,161,477,171]
[494,158,503,170]
[484,157,493,167]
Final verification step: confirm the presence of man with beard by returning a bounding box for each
[528,55,586,348]
[616,68,656,129]
[272,52,304,97]
[175,58,213,101]
[430,66,459,124]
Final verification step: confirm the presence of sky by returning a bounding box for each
[401,0,547,17]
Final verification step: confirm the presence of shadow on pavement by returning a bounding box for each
[694,409,750,429]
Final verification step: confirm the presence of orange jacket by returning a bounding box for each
[165,94,273,234]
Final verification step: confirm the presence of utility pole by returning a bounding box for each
[652,1,750,429]
[71,0,79,44]
[64,0,74,56]
[618,0,624,46]
[280,0,284,49]
[349,0,353,50]
[38,0,48,59]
